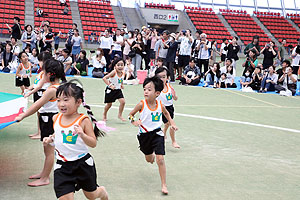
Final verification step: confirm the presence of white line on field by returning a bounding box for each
[89,104,300,133]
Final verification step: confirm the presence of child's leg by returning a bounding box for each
[28,145,54,186]
[29,113,41,139]
[59,193,74,200]
[145,153,155,164]
[164,122,180,148]
[83,186,108,200]
[117,98,126,121]
[103,103,112,121]
[20,85,25,95]
[156,155,168,194]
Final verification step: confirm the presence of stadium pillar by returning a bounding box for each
[280,0,286,17]
[253,0,258,12]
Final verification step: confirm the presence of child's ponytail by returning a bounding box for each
[44,59,66,83]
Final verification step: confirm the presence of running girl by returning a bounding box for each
[16,51,32,95]
[102,57,126,121]
[43,80,108,200]
[16,59,66,187]
[155,67,180,148]
[128,76,178,195]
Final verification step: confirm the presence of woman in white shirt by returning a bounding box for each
[123,31,135,59]
[89,48,107,78]
[29,48,39,72]
[98,29,112,68]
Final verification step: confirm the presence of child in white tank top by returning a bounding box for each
[129,76,178,195]
[102,57,126,121]
[15,52,32,95]
[43,80,108,200]
[155,67,180,148]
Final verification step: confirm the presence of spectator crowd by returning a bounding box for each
[1,16,300,96]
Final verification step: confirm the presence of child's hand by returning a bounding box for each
[132,120,142,127]
[170,124,178,131]
[109,85,116,90]
[171,86,176,96]
[74,124,84,136]
[43,136,53,146]
[15,113,25,122]
[121,85,124,89]
[23,74,28,78]
[24,91,32,98]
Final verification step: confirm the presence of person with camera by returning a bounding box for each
[291,38,300,76]
[123,31,135,60]
[260,41,277,70]
[275,66,297,95]
[204,62,221,88]
[179,58,201,86]
[176,29,193,80]
[225,36,240,75]
[89,48,106,78]
[6,17,22,40]
[258,65,278,93]
[57,48,72,75]
[244,35,260,56]
[249,67,263,91]
[220,38,228,66]
[242,49,258,75]
[165,33,178,82]
[131,33,145,77]
[156,30,170,66]
[191,30,202,62]
[196,33,211,75]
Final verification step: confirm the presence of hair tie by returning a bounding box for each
[50,72,56,76]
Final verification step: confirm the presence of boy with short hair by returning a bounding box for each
[129,76,178,195]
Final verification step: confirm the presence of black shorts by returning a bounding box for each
[54,153,98,198]
[104,87,124,103]
[162,105,174,124]
[33,89,46,102]
[137,128,165,155]
[178,55,190,68]
[221,54,226,61]
[55,44,59,50]
[15,77,30,87]
[38,112,57,141]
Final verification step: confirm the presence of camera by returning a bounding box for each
[90,50,95,53]
[182,30,186,36]
[266,44,270,48]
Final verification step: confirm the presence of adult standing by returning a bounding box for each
[220,38,228,66]
[209,40,220,66]
[277,39,286,65]
[244,35,260,56]
[176,29,193,80]
[131,33,145,77]
[66,23,77,53]
[196,33,211,74]
[123,31,135,59]
[156,30,170,66]
[71,29,83,61]
[291,38,300,76]
[6,17,22,40]
[165,33,178,82]
[260,41,277,70]
[98,29,113,68]
[21,25,37,50]
[225,36,240,75]
[111,29,124,59]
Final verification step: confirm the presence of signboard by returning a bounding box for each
[141,8,180,25]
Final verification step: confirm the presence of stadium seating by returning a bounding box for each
[220,9,270,45]
[0,0,25,36]
[185,7,231,44]
[145,3,175,10]
[255,11,300,47]
[34,0,73,35]
[288,14,300,34]
[78,0,117,41]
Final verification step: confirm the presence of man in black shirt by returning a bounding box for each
[6,17,22,40]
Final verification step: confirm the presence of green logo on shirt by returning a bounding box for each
[62,130,78,144]
[166,94,172,101]
[151,112,162,122]
[118,78,123,84]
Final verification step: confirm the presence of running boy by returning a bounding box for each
[128,76,178,195]
[155,67,180,148]
[16,51,32,95]
[43,80,108,200]
[102,57,126,121]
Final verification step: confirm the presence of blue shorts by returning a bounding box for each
[72,46,81,55]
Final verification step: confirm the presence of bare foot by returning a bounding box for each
[118,116,126,122]
[172,142,181,149]
[29,173,42,179]
[30,135,41,140]
[98,186,108,200]
[161,185,168,195]
[28,133,39,137]
[27,178,50,187]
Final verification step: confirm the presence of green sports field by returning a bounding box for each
[1,70,300,200]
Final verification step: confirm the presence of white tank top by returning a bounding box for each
[109,70,124,89]
[53,113,89,162]
[157,83,173,106]
[138,99,164,136]
[18,63,31,75]
[39,84,59,113]
[33,71,51,89]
